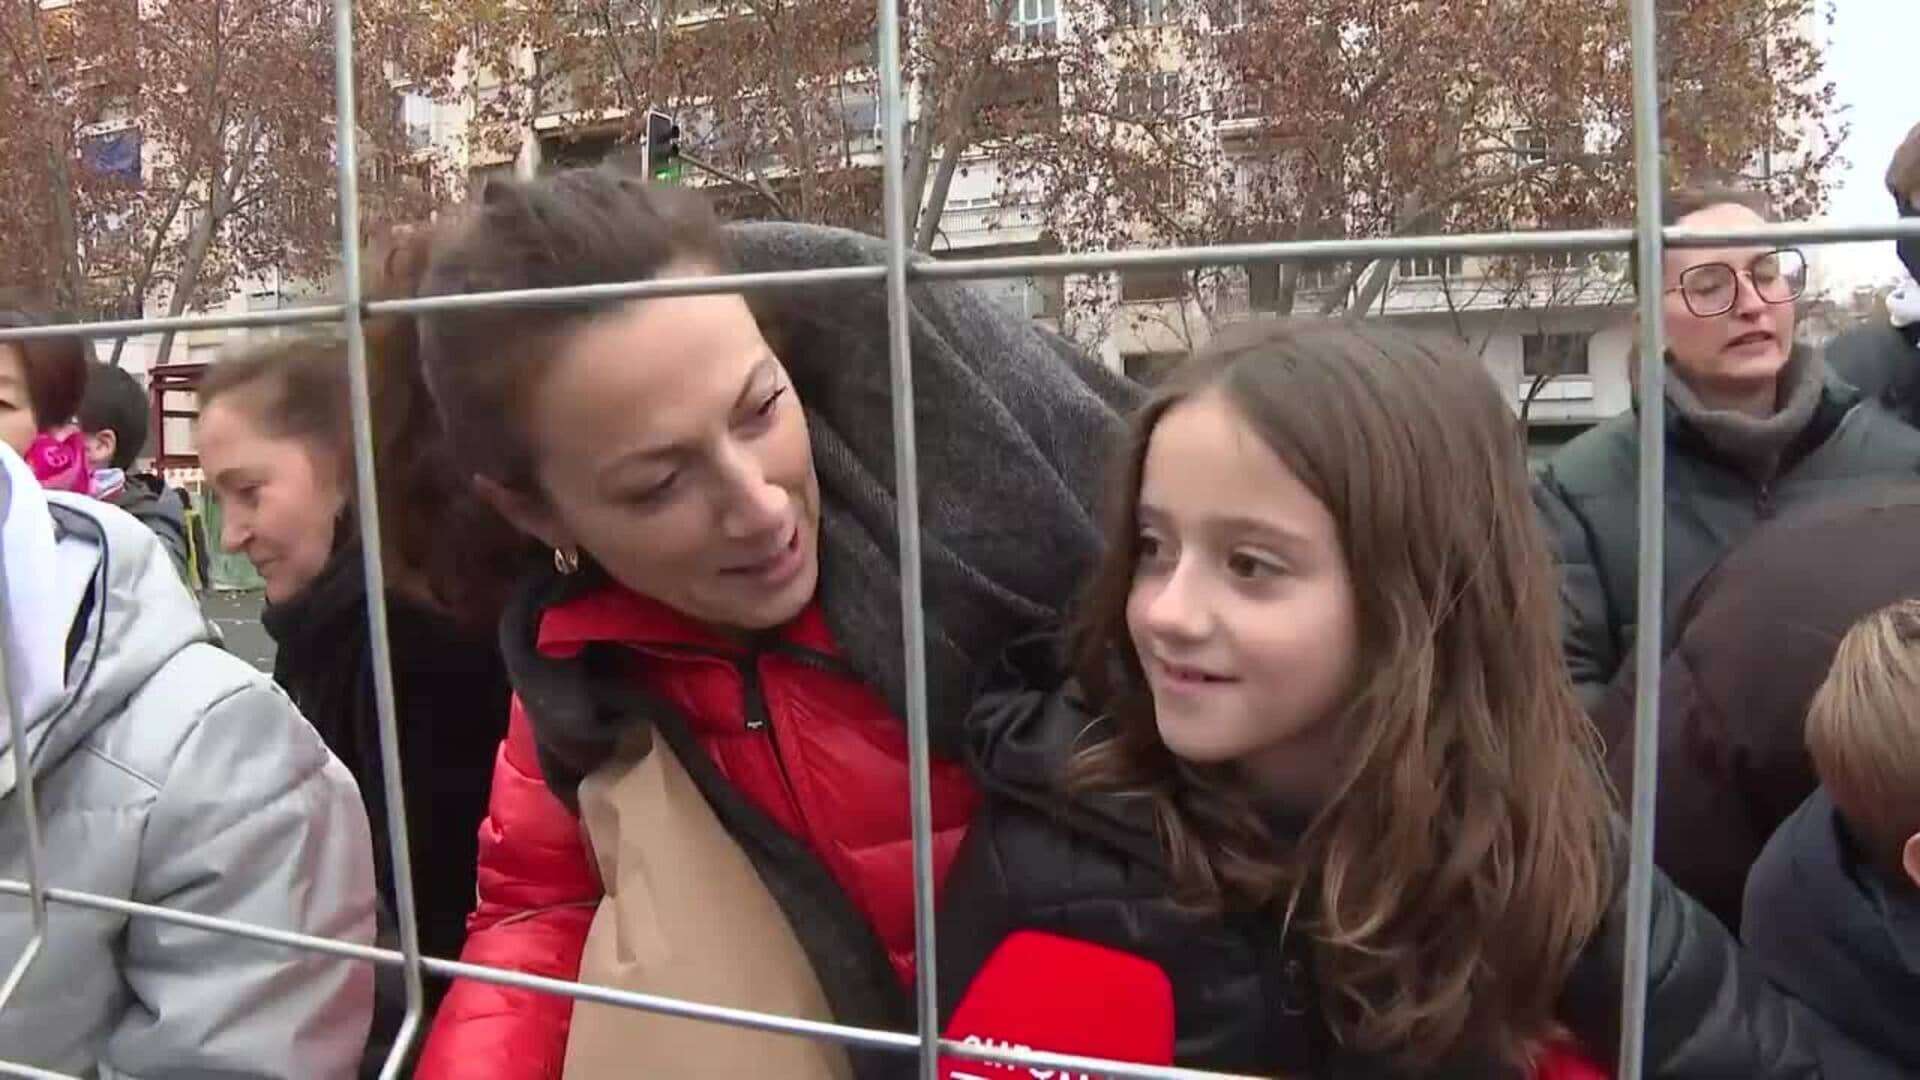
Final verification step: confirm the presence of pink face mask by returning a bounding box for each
[26,429,93,496]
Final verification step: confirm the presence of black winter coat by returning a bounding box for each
[264,542,512,971]
[1532,356,1920,710]
[1742,789,1920,1079]
[106,473,193,588]
[1595,485,1920,932]
[1827,320,1920,428]
[938,637,1840,1079]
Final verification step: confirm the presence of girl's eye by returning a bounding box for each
[754,386,788,419]
[627,473,678,505]
[1136,531,1166,561]
[1227,551,1282,580]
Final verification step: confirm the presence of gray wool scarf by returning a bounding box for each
[730,222,1143,757]
[1666,343,1826,482]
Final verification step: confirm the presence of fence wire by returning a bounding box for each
[4,0,1920,1076]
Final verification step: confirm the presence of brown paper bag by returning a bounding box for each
[562,738,855,1080]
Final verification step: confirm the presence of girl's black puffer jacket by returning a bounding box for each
[936,636,1852,1079]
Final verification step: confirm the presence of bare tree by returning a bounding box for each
[0,0,445,362]
[1006,0,1841,338]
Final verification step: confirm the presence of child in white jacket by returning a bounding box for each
[0,443,376,1076]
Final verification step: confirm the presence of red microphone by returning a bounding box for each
[938,930,1175,1080]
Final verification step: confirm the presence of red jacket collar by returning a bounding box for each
[536,583,838,661]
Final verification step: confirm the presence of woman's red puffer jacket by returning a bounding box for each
[416,586,978,1078]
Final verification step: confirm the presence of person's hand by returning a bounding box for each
[1889,121,1920,215]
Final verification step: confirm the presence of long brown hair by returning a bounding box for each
[1069,319,1614,1070]
[365,168,733,626]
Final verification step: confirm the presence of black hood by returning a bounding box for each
[962,633,1170,872]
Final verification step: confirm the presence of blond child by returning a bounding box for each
[1743,597,1920,1076]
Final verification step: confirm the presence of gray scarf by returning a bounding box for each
[1666,343,1825,481]
[731,223,1142,757]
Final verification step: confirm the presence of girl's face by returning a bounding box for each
[197,395,348,604]
[1126,390,1360,802]
[484,285,822,634]
[0,346,37,456]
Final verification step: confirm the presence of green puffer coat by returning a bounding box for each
[1534,347,1920,709]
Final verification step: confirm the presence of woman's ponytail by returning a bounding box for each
[366,225,536,629]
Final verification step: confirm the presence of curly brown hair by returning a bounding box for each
[1068,319,1615,1071]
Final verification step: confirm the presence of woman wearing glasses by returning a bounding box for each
[1535,185,1920,713]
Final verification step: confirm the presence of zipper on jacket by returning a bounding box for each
[735,652,801,810]
[1756,482,1776,518]
[739,652,774,731]
[1278,956,1309,1017]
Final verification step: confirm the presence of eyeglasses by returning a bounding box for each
[1664,247,1807,318]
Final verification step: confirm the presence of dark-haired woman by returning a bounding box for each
[939,319,1845,1078]
[1535,187,1920,711]
[391,171,1136,1079]
[193,335,513,1054]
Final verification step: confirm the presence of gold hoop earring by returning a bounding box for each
[553,547,581,576]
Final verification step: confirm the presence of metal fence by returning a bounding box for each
[2,0,1920,1077]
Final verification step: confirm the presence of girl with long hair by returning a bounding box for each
[939,319,1834,1077]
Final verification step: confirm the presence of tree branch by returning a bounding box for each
[679,148,791,218]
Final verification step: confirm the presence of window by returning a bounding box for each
[82,94,135,132]
[1138,165,1187,210]
[1397,254,1462,279]
[1124,350,1185,384]
[534,49,614,116]
[1513,125,1581,167]
[1120,267,1189,302]
[1208,0,1247,28]
[1247,262,1280,310]
[1220,77,1268,120]
[982,59,1061,135]
[603,0,649,25]
[1117,72,1179,118]
[1120,0,1175,26]
[79,128,141,182]
[1010,0,1057,44]
[245,289,285,340]
[1522,332,1592,378]
[1524,250,1582,274]
[1514,127,1550,165]
[1247,259,1343,309]
[836,89,881,153]
[1298,261,1347,292]
[400,92,434,151]
[468,162,515,198]
[538,129,622,172]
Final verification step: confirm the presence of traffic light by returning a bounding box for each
[643,110,682,183]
